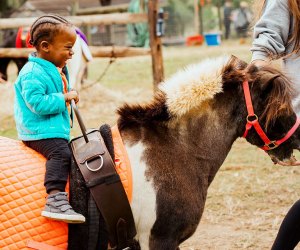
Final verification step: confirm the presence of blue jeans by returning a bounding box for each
[23,138,71,193]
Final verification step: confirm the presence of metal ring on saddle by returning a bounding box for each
[85,155,104,172]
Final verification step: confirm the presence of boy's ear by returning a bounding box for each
[40,40,50,52]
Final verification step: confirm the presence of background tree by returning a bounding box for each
[0,0,27,17]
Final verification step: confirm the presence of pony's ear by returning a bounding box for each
[229,55,248,70]
[222,55,248,75]
[259,72,281,91]
[222,55,248,87]
[234,56,248,70]
[259,70,293,129]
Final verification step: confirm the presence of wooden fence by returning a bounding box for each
[0,46,151,58]
[0,0,164,86]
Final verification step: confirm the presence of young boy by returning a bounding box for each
[14,14,85,223]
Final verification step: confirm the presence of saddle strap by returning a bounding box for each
[70,130,136,249]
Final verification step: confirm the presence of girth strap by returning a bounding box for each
[86,173,120,188]
[70,130,136,250]
[70,101,136,249]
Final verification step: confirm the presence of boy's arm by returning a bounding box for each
[22,78,66,115]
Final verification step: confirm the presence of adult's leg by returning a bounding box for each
[224,21,231,39]
[24,138,71,193]
[271,199,300,250]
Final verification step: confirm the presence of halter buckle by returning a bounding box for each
[264,141,278,150]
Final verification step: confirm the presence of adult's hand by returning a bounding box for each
[251,59,270,68]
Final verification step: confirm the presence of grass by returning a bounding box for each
[2,39,299,249]
[0,115,17,138]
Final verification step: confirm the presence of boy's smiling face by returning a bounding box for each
[39,26,77,68]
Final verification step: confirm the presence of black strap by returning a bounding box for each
[86,173,120,188]
[70,131,137,248]
[88,195,100,250]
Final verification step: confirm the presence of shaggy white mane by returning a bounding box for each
[159,56,229,116]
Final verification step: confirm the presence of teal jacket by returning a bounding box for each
[14,53,71,141]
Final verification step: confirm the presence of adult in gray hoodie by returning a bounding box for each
[251,0,300,249]
[251,0,300,115]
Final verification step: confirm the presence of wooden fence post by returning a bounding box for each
[148,0,164,88]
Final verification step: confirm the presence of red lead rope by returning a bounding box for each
[242,80,300,151]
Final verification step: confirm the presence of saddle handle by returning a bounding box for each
[71,100,89,143]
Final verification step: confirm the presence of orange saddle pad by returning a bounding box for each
[0,126,132,249]
[0,136,68,249]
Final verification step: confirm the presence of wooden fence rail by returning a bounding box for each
[0,46,151,58]
[0,13,148,29]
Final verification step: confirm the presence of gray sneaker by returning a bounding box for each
[41,192,85,224]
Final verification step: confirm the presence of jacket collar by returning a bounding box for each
[28,52,69,81]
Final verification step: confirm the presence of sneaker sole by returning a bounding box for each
[41,211,85,224]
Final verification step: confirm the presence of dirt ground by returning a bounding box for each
[1,46,300,250]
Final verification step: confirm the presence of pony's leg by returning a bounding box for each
[149,237,179,250]
[0,58,10,81]
[77,56,87,87]
[14,58,28,73]
[149,229,193,250]
[148,194,203,250]
[67,35,82,90]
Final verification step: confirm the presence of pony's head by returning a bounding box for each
[117,56,300,166]
[220,56,300,165]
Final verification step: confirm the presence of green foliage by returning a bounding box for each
[165,0,253,35]
[0,0,27,17]
[167,0,194,24]
[164,0,195,36]
[200,0,252,8]
[202,4,218,32]
[127,0,149,47]
[211,0,224,7]
[166,0,233,34]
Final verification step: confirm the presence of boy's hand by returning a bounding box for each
[64,90,79,103]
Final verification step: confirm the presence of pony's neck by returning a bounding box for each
[178,111,238,183]
[122,109,239,187]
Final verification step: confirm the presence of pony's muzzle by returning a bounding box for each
[270,153,300,166]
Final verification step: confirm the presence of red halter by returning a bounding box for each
[242,80,300,151]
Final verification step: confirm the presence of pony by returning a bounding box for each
[0,26,92,90]
[0,28,27,82]
[1,56,300,250]
[69,55,300,249]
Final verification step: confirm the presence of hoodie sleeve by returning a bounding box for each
[251,0,291,61]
